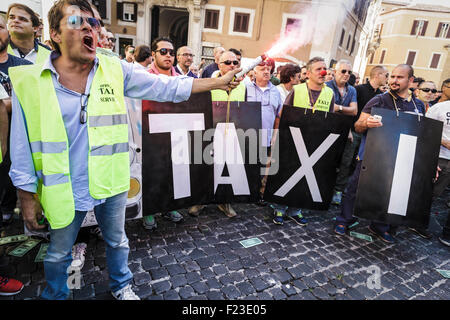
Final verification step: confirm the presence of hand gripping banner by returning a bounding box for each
[142,93,262,214]
[264,106,353,210]
[354,107,443,229]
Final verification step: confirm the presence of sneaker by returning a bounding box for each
[163,210,184,222]
[188,205,206,217]
[438,236,450,247]
[408,227,432,239]
[1,211,14,224]
[111,284,140,300]
[331,191,342,205]
[89,226,104,240]
[217,204,237,218]
[142,215,157,230]
[289,214,308,226]
[273,210,284,225]
[368,226,395,244]
[334,224,347,236]
[71,242,87,269]
[348,218,359,230]
[0,276,24,296]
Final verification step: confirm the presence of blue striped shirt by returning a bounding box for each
[9,52,193,211]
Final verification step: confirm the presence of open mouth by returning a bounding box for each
[82,35,95,51]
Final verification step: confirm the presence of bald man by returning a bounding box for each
[201,46,225,78]
[175,46,197,78]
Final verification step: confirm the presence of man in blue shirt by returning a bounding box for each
[325,59,357,205]
[334,64,425,243]
[9,0,241,300]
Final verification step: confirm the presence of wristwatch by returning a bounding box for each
[339,105,343,112]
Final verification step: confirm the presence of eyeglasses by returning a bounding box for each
[108,37,116,43]
[155,48,175,56]
[419,88,437,93]
[221,60,239,66]
[340,69,352,75]
[180,53,194,58]
[80,94,89,124]
[67,16,100,30]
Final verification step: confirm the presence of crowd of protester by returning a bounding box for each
[0,0,449,300]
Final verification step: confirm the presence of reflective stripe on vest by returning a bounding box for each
[8,44,51,65]
[211,81,246,101]
[292,82,334,112]
[9,54,129,229]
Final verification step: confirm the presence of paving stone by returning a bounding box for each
[185,271,201,284]
[158,255,177,266]
[222,285,241,299]
[163,289,181,300]
[250,278,270,292]
[179,286,195,299]
[281,284,297,296]
[171,274,188,288]
[150,267,168,280]
[312,287,329,300]
[206,290,224,300]
[153,280,171,294]
[206,278,222,290]
[166,264,186,276]
[141,257,160,270]
[237,281,256,296]
[275,269,293,283]
[191,281,209,294]
[133,272,151,286]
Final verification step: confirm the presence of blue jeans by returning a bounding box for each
[41,191,133,300]
[271,203,302,217]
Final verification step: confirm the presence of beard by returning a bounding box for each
[0,38,8,53]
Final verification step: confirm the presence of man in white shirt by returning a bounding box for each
[425,100,450,247]
[276,64,301,104]
[133,45,152,70]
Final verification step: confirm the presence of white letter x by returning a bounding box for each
[274,127,339,202]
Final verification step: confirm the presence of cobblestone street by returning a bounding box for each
[1,192,449,301]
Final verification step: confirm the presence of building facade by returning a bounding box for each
[364,1,450,86]
[2,0,376,70]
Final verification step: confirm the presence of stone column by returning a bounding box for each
[187,0,204,65]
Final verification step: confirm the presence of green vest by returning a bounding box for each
[292,82,334,112]
[211,82,246,101]
[8,43,51,65]
[9,54,130,229]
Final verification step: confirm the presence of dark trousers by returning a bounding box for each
[432,158,450,240]
[0,152,18,228]
[336,160,390,233]
[335,131,362,192]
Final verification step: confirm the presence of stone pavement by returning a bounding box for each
[0,193,449,300]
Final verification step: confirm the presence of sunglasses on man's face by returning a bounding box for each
[340,69,352,75]
[155,48,175,56]
[67,16,100,30]
[420,88,437,93]
[108,38,116,42]
[221,60,239,66]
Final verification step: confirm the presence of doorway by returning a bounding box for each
[151,6,189,50]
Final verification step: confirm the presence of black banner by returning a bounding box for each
[142,92,214,214]
[354,107,443,228]
[264,106,353,210]
[212,101,262,203]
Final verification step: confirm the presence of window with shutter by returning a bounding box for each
[346,34,351,50]
[93,0,107,20]
[406,51,416,66]
[410,20,418,35]
[233,13,250,33]
[436,22,450,38]
[430,54,441,69]
[339,29,345,46]
[204,9,219,29]
[379,49,386,64]
[122,2,137,22]
[369,52,374,64]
